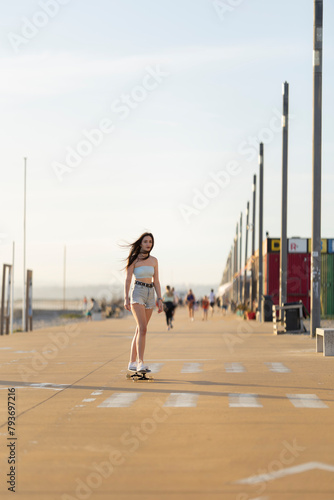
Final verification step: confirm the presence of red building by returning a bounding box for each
[222,237,334,318]
[263,237,333,315]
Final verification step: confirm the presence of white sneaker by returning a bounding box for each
[137,362,150,373]
[128,361,137,371]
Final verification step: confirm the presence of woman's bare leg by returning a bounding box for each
[145,308,153,325]
[130,305,153,363]
[129,325,139,363]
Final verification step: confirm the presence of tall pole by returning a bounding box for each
[233,228,235,302]
[231,247,233,283]
[63,245,66,310]
[227,250,229,283]
[251,175,257,311]
[244,201,250,305]
[239,212,243,302]
[230,249,233,283]
[235,222,238,303]
[227,249,231,284]
[280,82,289,316]
[10,242,15,335]
[22,157,27,331]
[311,0,323,337]
[258,144,264,322]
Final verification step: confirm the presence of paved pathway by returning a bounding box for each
[0,307,333,499]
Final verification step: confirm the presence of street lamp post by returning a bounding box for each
[239,212,242,303]
[280,82,289,319]
[235,222,238,303]
[250,175,256,311]
[244,201,250,305]
[10,242,15,335]
[311,0,323,337]
[63,245,66,311]
[258,144,264,322]
[22,158,27,331]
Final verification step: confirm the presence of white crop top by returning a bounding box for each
[133,266,154,279]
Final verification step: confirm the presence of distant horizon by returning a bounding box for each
[12,281,222,302]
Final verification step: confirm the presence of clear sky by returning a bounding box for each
[1,0,334,296]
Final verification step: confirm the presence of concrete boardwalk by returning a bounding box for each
[0,307,333,499]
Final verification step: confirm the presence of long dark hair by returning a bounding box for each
[121,232,154,270]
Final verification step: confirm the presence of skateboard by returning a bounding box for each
[126,369,154,382]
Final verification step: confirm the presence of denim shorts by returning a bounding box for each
[130,283,156,309]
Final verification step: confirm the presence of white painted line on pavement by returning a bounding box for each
[14,350,36,354]
[164,393,199,408]
[235,461,334,485]
[30,383,67,390]
[148,363,164,374]
[181,363,203,373]
[82,398,96,403]
[289,349,314,354]
[225,363,245,373]
[0,384,66,390]
[146,359,216,361]
[287,394,328,408]
[229,393,263,408]
[265,362,290,373]
[91,391,103,395]
[98,393,141,408]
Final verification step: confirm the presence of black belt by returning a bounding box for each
[135,280,154,288]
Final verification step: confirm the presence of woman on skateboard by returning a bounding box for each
[123,232,163,373]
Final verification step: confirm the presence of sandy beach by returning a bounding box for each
[11,308,87,333]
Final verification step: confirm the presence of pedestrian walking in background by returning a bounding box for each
[186,289,195,321]
[201,295,210,321]
[86,297,99,320]
[209,289,216,316]
[222,295,229,315]
[171,287,178,321]
[123,232,163,373]
[163,285,175,330]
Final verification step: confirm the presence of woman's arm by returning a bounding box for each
[153,259,163,313]
[124,262,134,311]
